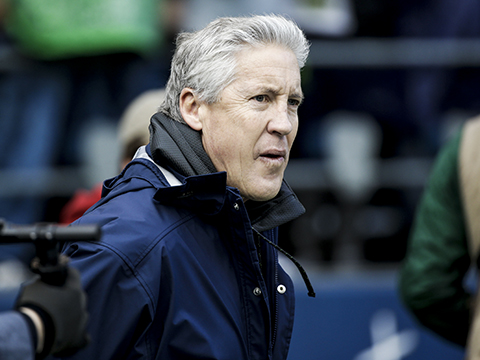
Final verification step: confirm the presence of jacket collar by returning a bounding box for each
[149,112,217,177]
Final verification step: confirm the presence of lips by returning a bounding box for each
[259,148,287,162]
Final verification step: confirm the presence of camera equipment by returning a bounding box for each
[0,219,101,286]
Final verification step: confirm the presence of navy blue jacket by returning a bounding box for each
[58,152,298,359]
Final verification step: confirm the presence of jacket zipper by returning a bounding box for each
[271,230,279,352]
[252,227,316,357]
[251,227,316,298]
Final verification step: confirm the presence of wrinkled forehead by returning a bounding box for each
[232,44,302,95]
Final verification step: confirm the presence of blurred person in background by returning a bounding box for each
[57,14,313,359]
[59,89,166,224]
[399,115,480,356]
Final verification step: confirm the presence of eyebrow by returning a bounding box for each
[291,91,305,104]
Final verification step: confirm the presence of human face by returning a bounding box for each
[197,45,303,201]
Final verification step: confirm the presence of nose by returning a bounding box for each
[267,103,295,136]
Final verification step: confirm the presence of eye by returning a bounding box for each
[253,95,268,103]
[288,98,301,107]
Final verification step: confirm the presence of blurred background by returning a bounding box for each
[1,0,478,358]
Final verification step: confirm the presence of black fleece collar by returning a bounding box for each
[149,112,217,177]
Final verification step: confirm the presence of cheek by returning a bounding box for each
[288,124,299,148]
[202,128,237,170]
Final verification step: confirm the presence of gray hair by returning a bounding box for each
[159,14,310,123]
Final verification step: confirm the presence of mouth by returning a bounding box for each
[259,149,287,164]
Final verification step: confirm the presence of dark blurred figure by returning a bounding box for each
[396,0,480,156]
[287,0,480,267]
[298,0,480,160]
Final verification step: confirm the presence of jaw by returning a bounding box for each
[239,166,285,202]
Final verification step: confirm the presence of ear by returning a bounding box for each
[179,88,203,131]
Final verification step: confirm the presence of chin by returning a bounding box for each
[238,175,283,202]
[244,187,281,202]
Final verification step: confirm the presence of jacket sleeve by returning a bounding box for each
[58,240,153,359]
[0,311,35,360]
[399,129,472,347]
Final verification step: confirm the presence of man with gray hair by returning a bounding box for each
[61,14,313,359]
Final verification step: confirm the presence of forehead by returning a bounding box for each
[231,44,302,96]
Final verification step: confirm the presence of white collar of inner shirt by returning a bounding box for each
[132,146,182,187]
